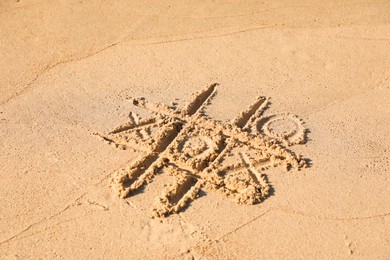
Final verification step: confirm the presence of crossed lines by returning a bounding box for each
[97,83,306,217]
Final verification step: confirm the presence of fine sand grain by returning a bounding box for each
[1,0,389,259]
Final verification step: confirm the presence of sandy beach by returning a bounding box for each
[1,0,389,258]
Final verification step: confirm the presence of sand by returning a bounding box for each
[1,0,389,259]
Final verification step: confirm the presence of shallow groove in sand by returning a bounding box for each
[98,83,308,217]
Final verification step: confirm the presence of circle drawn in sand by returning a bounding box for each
[178,136,215,159]
[257,113,305,146]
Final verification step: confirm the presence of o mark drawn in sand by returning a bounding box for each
[97,83,308,217]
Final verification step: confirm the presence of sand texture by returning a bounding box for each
[1,0,390,259]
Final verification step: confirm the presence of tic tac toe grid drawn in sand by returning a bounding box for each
[97,83,307,217]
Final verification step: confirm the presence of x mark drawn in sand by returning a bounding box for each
[97,83,308,217]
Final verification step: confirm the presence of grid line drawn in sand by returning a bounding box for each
[96,83,308,217]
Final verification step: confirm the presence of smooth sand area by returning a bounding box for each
[1,1,389,258]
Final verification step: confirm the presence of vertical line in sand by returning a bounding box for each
[119,122,183,197]
[181,83,218,116]
[232,96,269,128]
[206,96,268,170]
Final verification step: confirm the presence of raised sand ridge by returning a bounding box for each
[96,83,308,217]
